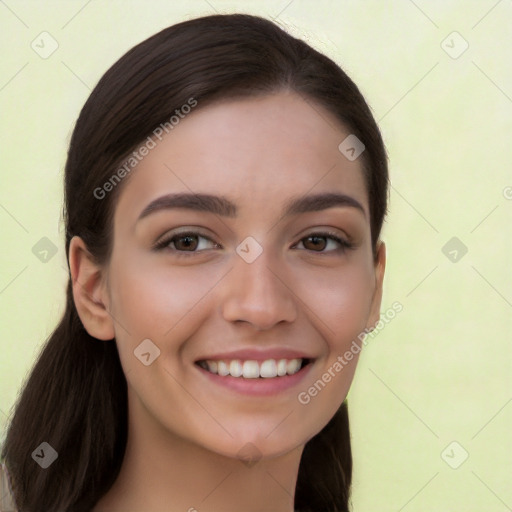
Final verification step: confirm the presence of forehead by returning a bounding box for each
[113,92,368,231]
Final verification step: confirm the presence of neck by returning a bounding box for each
[93,390,303,512]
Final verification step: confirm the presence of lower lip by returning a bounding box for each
[195,361,314,396]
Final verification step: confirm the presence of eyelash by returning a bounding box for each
[153,230,354,257]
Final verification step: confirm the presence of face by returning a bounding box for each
[99,91,385,460]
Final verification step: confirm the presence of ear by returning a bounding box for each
[366,240,386,330]
[68,236,115,340]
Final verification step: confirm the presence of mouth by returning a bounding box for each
[195,357,313,379]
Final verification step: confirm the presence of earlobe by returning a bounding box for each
[68,236,115,340]
[366,240,386,330]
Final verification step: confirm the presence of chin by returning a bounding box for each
[200,424,311,463]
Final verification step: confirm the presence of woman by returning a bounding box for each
[1,13,387,512]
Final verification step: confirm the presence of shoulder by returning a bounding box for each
[0,461,18,512]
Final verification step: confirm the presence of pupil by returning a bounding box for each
[308,236,325,250]
[180,235,196,250]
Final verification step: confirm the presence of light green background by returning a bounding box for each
[1,1,511,510]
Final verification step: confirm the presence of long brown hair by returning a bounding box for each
[1,13,388,512]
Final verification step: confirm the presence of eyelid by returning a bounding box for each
[152,228,218,252]
[298,227,353,244]
[152,227,356,255]
[293,230,354,252]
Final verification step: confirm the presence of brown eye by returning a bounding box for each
[295,232,353,254]
[303,235,327,251]
[154,231,219,255]
[173,234,199,251]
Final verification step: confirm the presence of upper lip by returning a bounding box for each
[195,348,316,362]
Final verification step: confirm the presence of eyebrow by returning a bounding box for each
[137,191,366,223]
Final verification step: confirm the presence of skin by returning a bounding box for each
[70,91,386,512]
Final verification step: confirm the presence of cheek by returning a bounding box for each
[295,259,375,342]
[108,256,224,345]
[294,261,373,398]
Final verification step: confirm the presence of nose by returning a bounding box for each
[220,249,298,330]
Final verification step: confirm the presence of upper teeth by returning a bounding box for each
[198,358,303,378]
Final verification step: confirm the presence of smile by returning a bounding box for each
[196,358,310,378]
